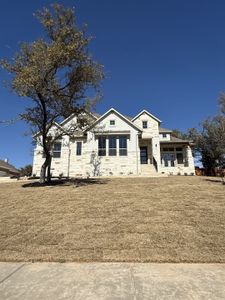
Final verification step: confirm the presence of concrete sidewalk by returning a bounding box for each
[0,263,225,299]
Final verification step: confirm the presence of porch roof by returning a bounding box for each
[160,136,193,144]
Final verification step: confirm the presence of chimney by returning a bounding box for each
[4,158,9,164]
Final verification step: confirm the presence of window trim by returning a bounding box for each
[53,142,62,158]
[142,120,148,129]
[98,136,106,156]
[108,135,117,156]
[119,135,128,156]
[110,120,115,126]
[76,141,82,156]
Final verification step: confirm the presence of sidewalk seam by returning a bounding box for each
[0,263,26,285]
[129,265,138,300]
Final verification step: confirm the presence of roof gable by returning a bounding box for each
[85,108,142,132]
[131,109,161,123]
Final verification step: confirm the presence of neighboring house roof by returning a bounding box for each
[160,136,192,144]
[84,108,143,132]
[0,160,19,175]
[159,127,173,133]
[131,109,162,123]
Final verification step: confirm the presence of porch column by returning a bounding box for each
[185,145,195,169]
[152,136,161,172]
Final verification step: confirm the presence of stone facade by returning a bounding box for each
[32,108,196,177]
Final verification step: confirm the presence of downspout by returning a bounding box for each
[136,133,139,175]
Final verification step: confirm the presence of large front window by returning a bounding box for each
[98,136,106,156]
[98,135,128,156]
[119,136,127,156]
[109,136,117,156]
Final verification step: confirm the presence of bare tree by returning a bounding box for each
[0,4,104,183]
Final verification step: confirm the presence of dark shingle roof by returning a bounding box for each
[159,127,172,133]
[0,160,19,175]
[92,112,102,119]
[160,136,192,144]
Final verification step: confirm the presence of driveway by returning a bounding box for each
[0,263,225,299]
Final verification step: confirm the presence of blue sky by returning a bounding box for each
[1,0,225,168]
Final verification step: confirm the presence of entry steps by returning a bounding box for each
[140,164,167,177]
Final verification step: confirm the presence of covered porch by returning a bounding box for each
[138,138,159,175]
[160,140,195,175]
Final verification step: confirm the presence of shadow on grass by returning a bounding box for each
[22,178,109,188]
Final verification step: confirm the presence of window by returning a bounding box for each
[176,153,184,164]
[119,136,127,156]
[110,120,115,126]
[53,142,61,158]
[98,136,106,156]
[76,142,82,156]
[142,121,148,129]
[162,133,167,138]
[162,153,175,167]
[176,147,182,151]
[109,136,117,156]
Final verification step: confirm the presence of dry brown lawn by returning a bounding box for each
[0,176,224,262]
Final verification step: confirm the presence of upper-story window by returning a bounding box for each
[142,121,148,129]
[53,142,62,158]
[98,136,106,156]
[162,133,167,138]
[119,136,127,156]
[110,120,115,126]
[76,141,82,156]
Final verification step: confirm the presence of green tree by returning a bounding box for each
[189,100,225,174]
[171,129,189,140]
[19,165,33,177]
[0,4,104,183]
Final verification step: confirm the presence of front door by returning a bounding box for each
[140,147,148,164]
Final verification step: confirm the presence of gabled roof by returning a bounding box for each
[60,111,98,127]
[84,108,142,132]
[160,136,192,144]
[33,111,97,138]
[159,127,172,133]
[0,160,19,175]
[131,109,161,123]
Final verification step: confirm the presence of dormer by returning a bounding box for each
[159,127,172,141]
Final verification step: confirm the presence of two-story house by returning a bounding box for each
[32,108,195,177]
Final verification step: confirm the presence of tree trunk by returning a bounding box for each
[40,154,52,184]
[46,156,52,183]
[40,163,47,184]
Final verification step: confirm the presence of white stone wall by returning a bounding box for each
[160,145,195,175]
[33,111,140,177]
[82,112,140,176]
[159,133,171,141]
[32,110,196,177]
[133,112,161,171]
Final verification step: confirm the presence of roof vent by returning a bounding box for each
[4,158,9,163]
